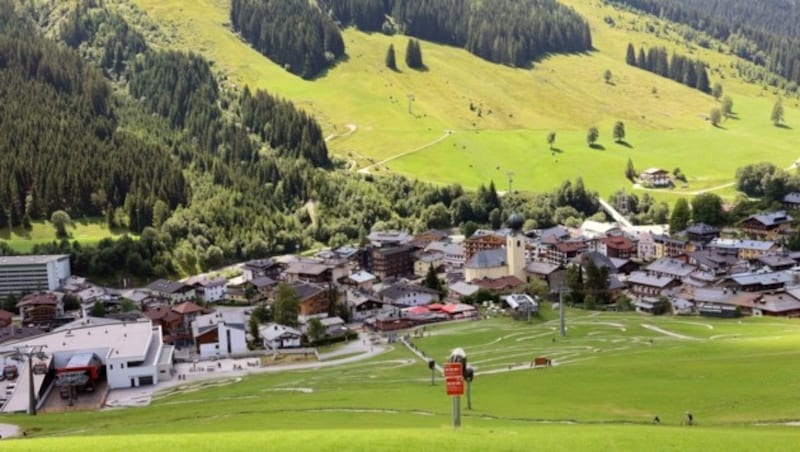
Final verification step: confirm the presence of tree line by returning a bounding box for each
[626,43,711,93]
[609,0,800,88]
[230,0,345,79]
[325,0,592,67]
[0,3,185,229]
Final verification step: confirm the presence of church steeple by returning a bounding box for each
[506,213,526,280]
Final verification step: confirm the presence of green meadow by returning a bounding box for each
[127,0,799,199]
[4,310,800,449]
[0,219,130,253]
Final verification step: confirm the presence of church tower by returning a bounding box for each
[506,213,526,281]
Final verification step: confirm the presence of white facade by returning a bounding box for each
[198,323,247,358]
[0,255,71,297]
[507,232,526,281]
[106,327,170,389]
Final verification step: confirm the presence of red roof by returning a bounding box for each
[0,309,13,321]
[407,306,430,315]
[172,301,204,315]
[427,303,445,311]
[441,303,476,314]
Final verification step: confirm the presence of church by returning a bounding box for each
[464,214,527,283]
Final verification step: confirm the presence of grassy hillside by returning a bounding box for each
[0,219,130,253]
[125,0,798,200]
[4,312,800,449]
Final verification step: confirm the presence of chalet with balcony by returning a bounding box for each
[740,211,793,239]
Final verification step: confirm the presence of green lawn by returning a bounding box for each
[125,0,799,201]
[0,219,130,253]
[3,311,800,449]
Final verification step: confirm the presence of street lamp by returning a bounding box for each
[11,345,48,415]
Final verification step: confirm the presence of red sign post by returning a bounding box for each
[446,378,464,396]
[444,362,463,379]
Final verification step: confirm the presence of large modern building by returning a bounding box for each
[0,255,71,298]
[0,319,173,413]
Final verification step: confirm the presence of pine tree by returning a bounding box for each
[772,97,785,126]
[637,47,647,68]
[613,121,626,143]
[405,39,424,69]
[695,62,710,93]
[385,44,397,70]
[547,131,556,150]
[625,158,636,182]
[587,127,599,146]
[626,43,636,66]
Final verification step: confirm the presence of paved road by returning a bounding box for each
[598,198,633,229]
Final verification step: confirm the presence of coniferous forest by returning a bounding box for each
[277,0,592,69]
[607,0,800,87]
[230,0,346,79]
[625,43,711,94]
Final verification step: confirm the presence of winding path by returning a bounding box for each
[324,123,358,142]
[358,130,453,173]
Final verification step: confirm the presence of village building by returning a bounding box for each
[448,281,480,300]
[367,230,412,248]
[740,211,793,239]
[369,245,415,280]
[380,283,440,307]
[685,223,721,244]
[708,238,781,260]
[425,241,466,267]
[345,271,377,291]
[639,168,671,187]
[783,192,800,210]
[0,309,13,328]
[145,279,195,303]
[464,215,527,282]
[242,259,282,282]
[626,272,680,297]
[471,275,526,295]
[192,311,247,358]
[260,323,303,350]
[645,257,696,279]
[0,254,71,298]
[464,231,507,262]
[184,276,227,303]
[414,251,444,277]
[284,281,329,323]
[16,292,64,326]
[346,291,385,321]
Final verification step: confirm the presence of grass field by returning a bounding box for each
[3,310,800,449]
[0,219,130,253]
[125,0,799,200]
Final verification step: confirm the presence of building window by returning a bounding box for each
[109,364,113,370]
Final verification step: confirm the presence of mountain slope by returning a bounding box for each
[127,0,797,199]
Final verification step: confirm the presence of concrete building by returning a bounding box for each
[192,311,248,358]
[0,255,70,298]
[0,319,173,414]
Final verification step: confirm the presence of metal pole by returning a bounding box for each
[28,356,36,415]
[453,396,461,427]
[559,288,566,337]
[431,368,435,386]
[466,381,472,410]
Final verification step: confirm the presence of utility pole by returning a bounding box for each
[12,345,48,415]
[506,171,514,194]
[407,94,415,115]
[559,287,568,337]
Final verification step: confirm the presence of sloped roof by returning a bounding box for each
[465,248,506,269]
[172,301,204,315]
[745,211,793,227]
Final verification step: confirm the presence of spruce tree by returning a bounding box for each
[695,62,710,93]
[626,43,636,66]
[405,39,424,69]
[637,47,647,68]
[772,98,785,126]
[669,198,691,233]
[625,158,636,182]
[385,44,397,70]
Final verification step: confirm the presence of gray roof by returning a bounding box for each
[146,279,188,294]
[784,192,800,204]
[758,254,796,268]
[292,282,325,301]
[260,323,302,341]
[709,238,777,251]
[627,272,676,288]
[425,241,464,256]
[0,254,69,266]
[380,283,439,301]
[756,293,800,313]
[685,223,720,235]
[465,248,506,269]
[526,261,560,275]
[729,271,794,287]
[746,211,793,227]
[348,271,377,284]
[646,258,696,278]
[251,276,276,289]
